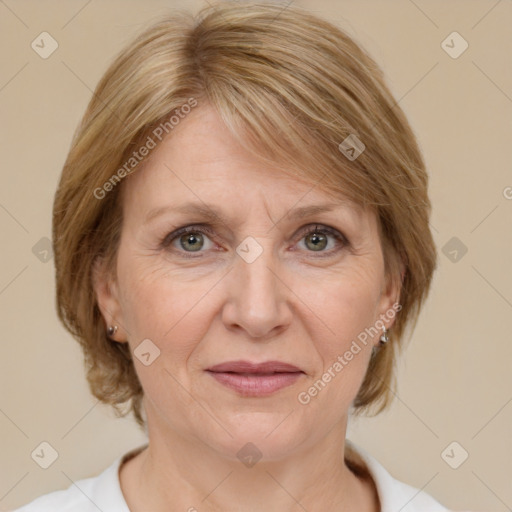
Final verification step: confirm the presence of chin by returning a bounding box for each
[199,412,311,462]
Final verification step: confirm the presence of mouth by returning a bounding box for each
[205,360,305,397]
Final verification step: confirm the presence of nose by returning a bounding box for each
[221,239,293,340]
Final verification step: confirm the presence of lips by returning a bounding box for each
[206,360,303,374]
[206,360,304,397]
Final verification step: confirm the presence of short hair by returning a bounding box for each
[53,1,437,429]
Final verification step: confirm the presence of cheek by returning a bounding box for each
[116,263,214,416]
[116,252,234,380]
[308,264,383,345]
[298,264,382,403]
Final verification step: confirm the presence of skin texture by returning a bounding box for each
[94,104,400,511]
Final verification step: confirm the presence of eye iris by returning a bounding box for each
[180,232,203,251]
[305,231,327,251]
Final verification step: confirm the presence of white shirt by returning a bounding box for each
[12,440,452,511]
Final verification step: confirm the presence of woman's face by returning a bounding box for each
[95,104,400,460]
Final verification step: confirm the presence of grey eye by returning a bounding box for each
[304,231,328,251]
[178,232,205,252]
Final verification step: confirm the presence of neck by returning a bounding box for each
[119,415,379,512]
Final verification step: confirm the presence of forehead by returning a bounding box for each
[120,105,369,224]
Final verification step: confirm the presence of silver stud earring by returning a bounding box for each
[107,325,118,337]
[379,327,389,345]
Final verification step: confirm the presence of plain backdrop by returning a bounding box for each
[1,1,511,511]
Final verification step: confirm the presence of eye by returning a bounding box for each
[161,225,216,256]
[295,224,348,255]
[160,223,348,258]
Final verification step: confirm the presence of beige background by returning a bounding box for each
[1,0,511,511]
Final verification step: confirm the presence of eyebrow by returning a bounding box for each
[143,201,360,226]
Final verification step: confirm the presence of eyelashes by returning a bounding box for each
[160,223,349,259]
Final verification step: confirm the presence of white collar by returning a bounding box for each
[344,439,449,511]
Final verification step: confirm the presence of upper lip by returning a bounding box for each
[206,360,303,374]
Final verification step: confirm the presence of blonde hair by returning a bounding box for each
[53,1,437,430]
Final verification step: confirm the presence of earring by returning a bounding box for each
[379,327,389,345]
[107,325,118,337]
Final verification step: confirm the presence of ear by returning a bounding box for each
[375,256,405,331]
[92,256,127,343]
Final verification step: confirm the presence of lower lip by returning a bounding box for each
[207,371,303,396]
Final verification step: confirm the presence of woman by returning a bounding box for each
[14,2,454,511]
